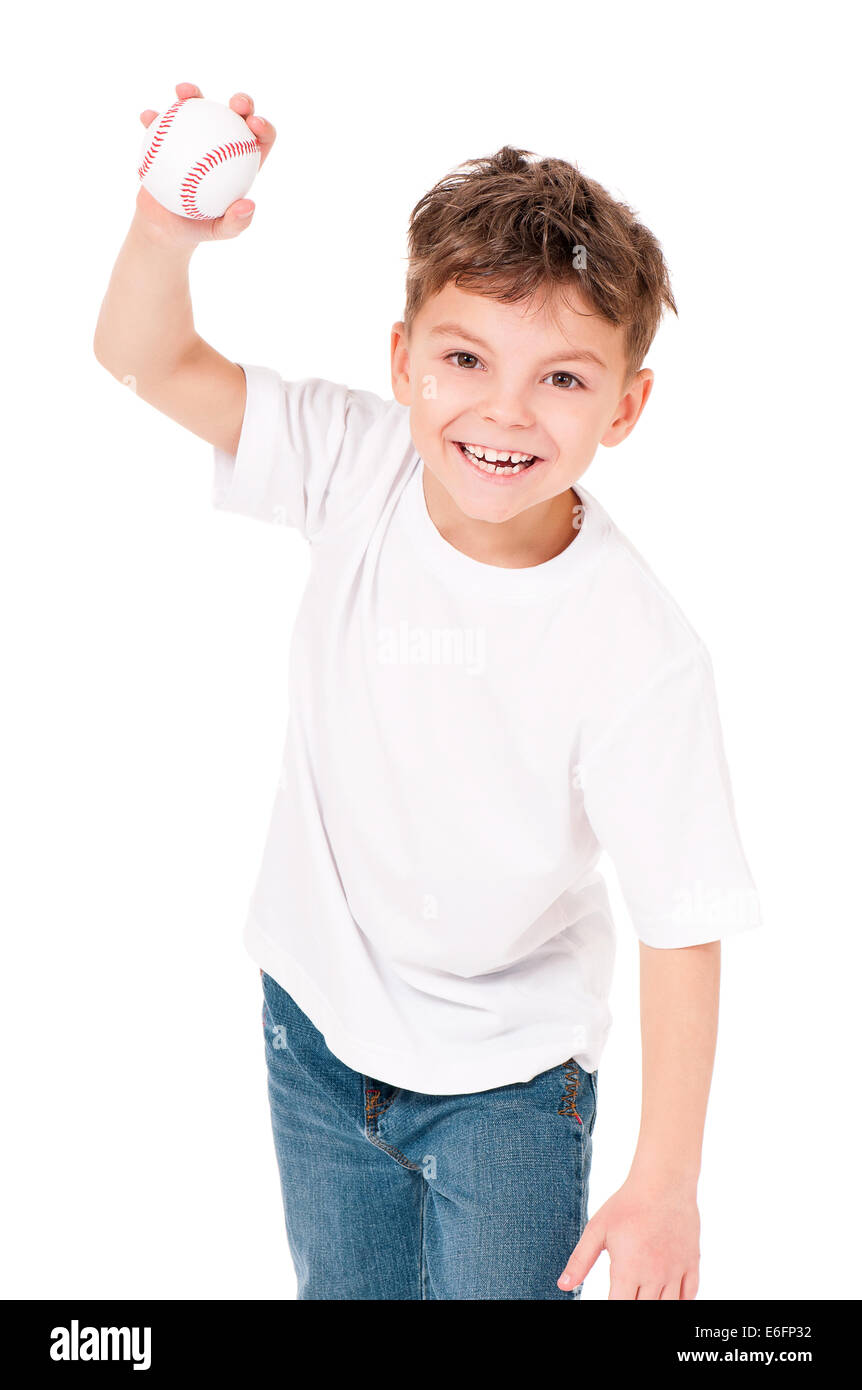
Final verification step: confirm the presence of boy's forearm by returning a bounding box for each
[93,211,200,390]
[628,940,721,1192]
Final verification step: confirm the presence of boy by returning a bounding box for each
[94,83,761,1301]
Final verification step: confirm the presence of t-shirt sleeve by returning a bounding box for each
[579,646,762,948]
[212,362,364,540]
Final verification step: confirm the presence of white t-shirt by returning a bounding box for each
[212,363,762,1094]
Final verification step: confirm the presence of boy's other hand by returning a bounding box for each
[135,81,276,246]
[557,1174,701,1299]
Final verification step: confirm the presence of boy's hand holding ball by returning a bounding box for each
[136,81,276,245]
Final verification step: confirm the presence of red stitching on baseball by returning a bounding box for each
[137,97,187,182]
[179,138,261,219]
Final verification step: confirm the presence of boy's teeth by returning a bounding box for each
[462,442,536,472]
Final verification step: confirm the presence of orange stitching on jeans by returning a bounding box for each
[365,1084,399,1131]
[558,1058,584,1124]
[363,1085,421,1170]
[365,1086,382,1134]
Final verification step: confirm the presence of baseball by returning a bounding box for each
[138,96,261,220]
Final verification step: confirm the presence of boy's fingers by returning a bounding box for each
[140,110,158,128]
[247,114,276,167]
[227,95,276,163]
[248,114,275,142]
[659,1279,683,1300]
[557,1220,603,1290]
[208,200,255,241]
[608,1277,639,1300]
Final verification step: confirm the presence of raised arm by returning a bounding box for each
[92,81,276,456]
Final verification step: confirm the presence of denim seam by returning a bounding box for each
[363,1082,421,1171]
[577,1140,590,1297]
[419,1179,428,1300]
[364,1134,423,1171]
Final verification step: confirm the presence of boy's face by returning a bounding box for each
[391,282,653,524]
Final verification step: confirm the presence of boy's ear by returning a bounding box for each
[390,321,411,404]
[601,367,654,448]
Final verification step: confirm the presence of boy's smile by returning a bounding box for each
[392,283,653,567]
[450,440,542,478]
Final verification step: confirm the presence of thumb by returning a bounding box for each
[558,1217,605,1292]
[209,199,255,241]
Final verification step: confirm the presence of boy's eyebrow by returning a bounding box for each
[428,320,608,370]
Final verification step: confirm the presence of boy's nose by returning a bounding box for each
[479,395,535,431]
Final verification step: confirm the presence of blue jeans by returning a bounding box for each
[260,969,597,1300]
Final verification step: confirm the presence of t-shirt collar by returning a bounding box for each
[403,455,608,599]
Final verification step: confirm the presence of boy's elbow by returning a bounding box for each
[92,335,124,383]
[92,327,111,371]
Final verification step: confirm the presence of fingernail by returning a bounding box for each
[237,207,254,218]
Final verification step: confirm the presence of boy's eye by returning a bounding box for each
[545,371,584,390]
[445,351,482,369]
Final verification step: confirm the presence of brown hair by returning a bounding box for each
[404,146,678,387]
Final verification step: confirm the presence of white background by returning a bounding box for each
[2,0,859,1300]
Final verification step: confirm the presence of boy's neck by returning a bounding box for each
[421,466,582,570]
